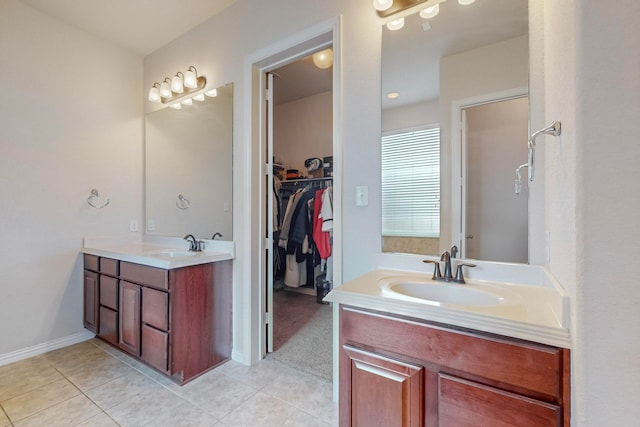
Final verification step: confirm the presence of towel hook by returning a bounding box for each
[87,189,110,209]
[176,194,190,210]
[528,120,561,182]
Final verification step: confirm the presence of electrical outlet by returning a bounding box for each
[147,219,155,231]
[129,219,138,232]
[223,202,229,212]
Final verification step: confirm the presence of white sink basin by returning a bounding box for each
[379,276,522,307]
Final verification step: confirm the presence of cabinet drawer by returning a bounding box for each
[98,306,118,346]
[141,324,169,373]
[438,374,561,427]
[100,258,119,276]
[341,306,563,401]
[142,287,169,331]
[120,262,168,290]
[99,276,118,310]
[84,254,99,272]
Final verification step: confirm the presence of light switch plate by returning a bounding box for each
[129,219,139,232]
[356,186,369,206]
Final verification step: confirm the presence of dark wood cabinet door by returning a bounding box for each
[99,275,118,310]
[119,281,141,356]
[98,306,118,345]
[343,345,424,427]
[141,324,169,373]
[83,270,99,333]
[141,287,169,331]
[438,374,561,427]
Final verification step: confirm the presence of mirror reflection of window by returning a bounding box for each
[381,126,440,255]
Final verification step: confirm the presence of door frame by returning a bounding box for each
[450,87,528,258]
[243,16,343,365]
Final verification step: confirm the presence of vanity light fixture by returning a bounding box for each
[183,66,198,89]
[373,0,394,11]
[171,72,184,93]
[205,88,218,97]
[148,65,207,106]
[419,3,439,18]
[312,48,334,69]
[169,102,181,109]
[387,92,400,99]
[148,83,161,102]
[193,93,205,102]
[387,17,405,30]
[159,78,172,98]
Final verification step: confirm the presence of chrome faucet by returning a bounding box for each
[423,250,476,284]
[184,234,204,252]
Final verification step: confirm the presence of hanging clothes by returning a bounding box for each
[313,188,331,259]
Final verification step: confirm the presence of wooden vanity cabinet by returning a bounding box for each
[83,268,99,333]
[339,306,571,427]
[83,254,232,384]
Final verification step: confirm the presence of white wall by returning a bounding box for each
[0,0,143,357]
[542,0,640,424]
[382,99,439,132]
[274,91,333,175]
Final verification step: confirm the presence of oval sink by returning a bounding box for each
[379,277,522,307]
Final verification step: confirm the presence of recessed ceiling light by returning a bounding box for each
[387,92,400,99]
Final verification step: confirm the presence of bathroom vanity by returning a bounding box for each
[82,238,233,384]
[326,269,571,426]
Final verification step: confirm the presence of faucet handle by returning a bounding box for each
[422,260,442,280]
[454,263,477,284]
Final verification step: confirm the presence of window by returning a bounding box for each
[381,127,440,237]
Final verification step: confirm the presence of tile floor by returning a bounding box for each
[0,339,337,426]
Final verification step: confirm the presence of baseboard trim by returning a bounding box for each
[0,331,95,366]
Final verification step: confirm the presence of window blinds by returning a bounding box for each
[381,127,440,237]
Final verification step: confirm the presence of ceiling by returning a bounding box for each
[20,0,238,56]
[19,0,526,108]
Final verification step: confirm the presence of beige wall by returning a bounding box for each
[0,0,143,356]
[274,91,333,175]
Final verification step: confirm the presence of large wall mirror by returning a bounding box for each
[145,83,233,240]
[381,0,529,263]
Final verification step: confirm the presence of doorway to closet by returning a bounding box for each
[262,44,336,381]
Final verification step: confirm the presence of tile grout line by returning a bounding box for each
[50,364,123,427]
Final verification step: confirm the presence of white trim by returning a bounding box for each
[242,16,343,370]
[450,86,529,258]
[0,331,94,367]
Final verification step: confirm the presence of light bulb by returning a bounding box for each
[373,0,393,11]
[160,79,172,98]
[181,98,193,106]
[312,49,334,69]
[171,73,184,93]
[386,18,405,31]
[193,93,205,102]
[458,0,475,5]
[420,4,439,19]
[205,88,218,97]
[387,92,400,99]
[169,103,181,109]
[148,84,161,102]
[184,67,198,89]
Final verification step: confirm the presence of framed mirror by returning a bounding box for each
[145,83,233,240]
[381,0,528,263]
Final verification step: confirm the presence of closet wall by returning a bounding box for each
[274,90,333,175]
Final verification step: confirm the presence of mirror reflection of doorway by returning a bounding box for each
[463,96,529,263]
[265,48,334,381]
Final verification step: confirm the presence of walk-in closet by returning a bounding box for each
[266,47,334,380]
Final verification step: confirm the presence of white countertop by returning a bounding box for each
[82,235,234,269]
[325,268,571,348]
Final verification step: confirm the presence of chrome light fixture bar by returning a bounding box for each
[148,66,207,106]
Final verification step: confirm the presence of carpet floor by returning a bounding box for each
[268,288,333,381]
